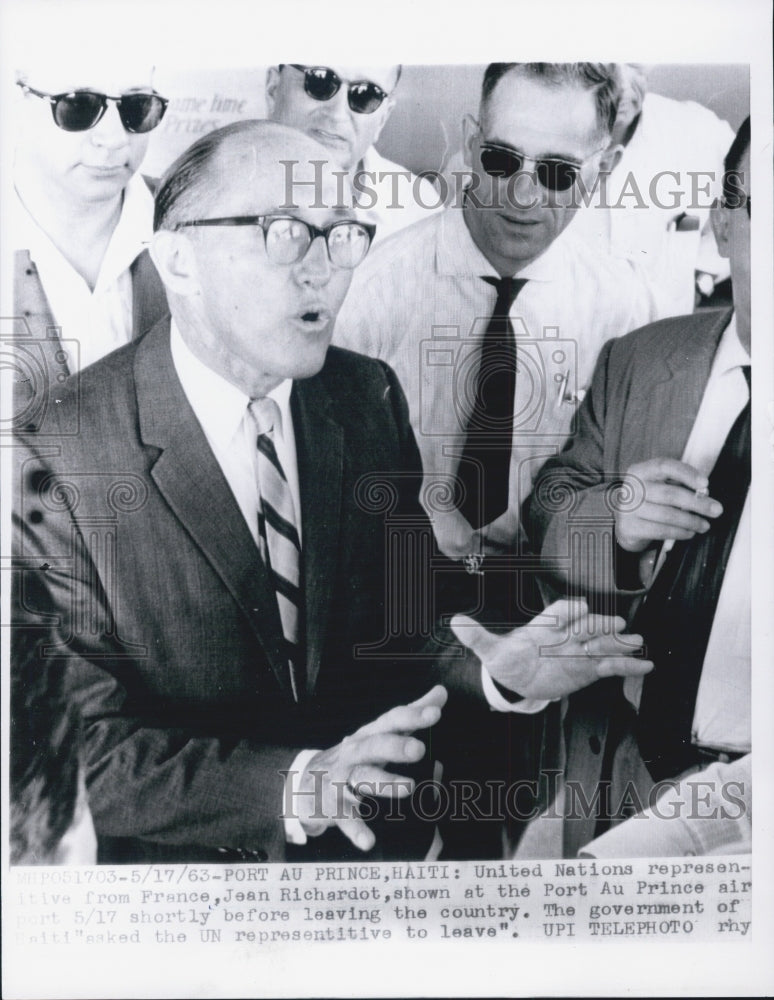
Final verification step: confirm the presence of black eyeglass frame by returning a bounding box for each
[16,81,168,133]
[722,194,751,219]
[173,215,377,268]
[282,64,390,115]
[477,135,607,193]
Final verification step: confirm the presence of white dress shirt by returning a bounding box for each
[334,204,656,560]
[624,314,751,751]
[567,92,734,319]
[14,172,155,372]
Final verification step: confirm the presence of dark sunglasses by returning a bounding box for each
[723,194,751,219]
[479,139,602,193]
[173,215,376,269]
[284,64,389,115]
[17,81,168,133]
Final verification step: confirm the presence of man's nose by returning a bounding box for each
[90,100,130,149]
[319,85,351,122]
[506,170,546,210]
[297,235,332,285]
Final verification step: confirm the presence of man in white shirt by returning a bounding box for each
[11,42,169,430]
[265,64,440,241]
[13,119,652,863]
[567,63,736,319]
[334,63,656,576]
[523,117,752,857]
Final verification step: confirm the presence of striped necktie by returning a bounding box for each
[249,397,304,701]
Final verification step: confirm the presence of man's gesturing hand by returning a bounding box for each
[616,457,722,552]
[451,600,652,700]
[294,685,448,851]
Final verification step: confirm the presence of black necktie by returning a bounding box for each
[456,276,526,529]
[635,366,751,779]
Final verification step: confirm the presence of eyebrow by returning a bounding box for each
[483,137,585,166]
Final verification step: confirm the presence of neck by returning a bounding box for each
[16,170,124,287]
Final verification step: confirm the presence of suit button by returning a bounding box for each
[589,736,601,755]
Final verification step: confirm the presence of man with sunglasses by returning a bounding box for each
[523,117,752,858]
[266,64,440,241]
[335,64,656,575]
[11,47,169,429]
[13,119,652,864]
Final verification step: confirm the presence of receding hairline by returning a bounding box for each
[154,119,349,231]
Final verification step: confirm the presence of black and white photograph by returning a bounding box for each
[2,0,772,995]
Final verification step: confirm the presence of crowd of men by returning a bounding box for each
[9,52,753,865]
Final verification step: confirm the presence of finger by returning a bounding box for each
[580,631,645,657]
[595,656,654,679]
[578,613,629,637]
[634,504,714,536]
[450,615,500,658]
[355,687,447,738]
[632,457,708,491]
[645,483,722,519]
[347,765,416,798]
[533,597,588,630]
[342,731,426,769]
[336,815,376,853]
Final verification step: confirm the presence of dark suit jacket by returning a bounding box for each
[524,307,734,855]
[12,242,168,435]
[13,319,494,863]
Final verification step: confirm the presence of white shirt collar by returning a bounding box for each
[169,319,293,451]
[14,171,154,290]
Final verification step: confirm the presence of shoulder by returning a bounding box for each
[316,345,395,396]
[607,307,730,366]
[642,93,734,144]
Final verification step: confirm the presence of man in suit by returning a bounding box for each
[524,117,752,857]
[10,39,169,433]
[13,120,651,864]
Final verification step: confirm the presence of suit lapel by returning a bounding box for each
[134,322,294,699]
[626,309,733,462]
[293,377,344,696]
[13,250,71,376]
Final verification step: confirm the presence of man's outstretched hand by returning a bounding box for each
[294,685,448,851]
[451,599,652,701]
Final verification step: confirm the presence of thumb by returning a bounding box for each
[450,614,497,660]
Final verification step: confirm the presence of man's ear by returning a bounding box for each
[150,230,200,296]
[370,95,396,147]
[599,142,623,175]
[265,66,281,116]
[461,113,479,170]
[711,197,731,259]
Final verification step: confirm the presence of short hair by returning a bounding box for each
[480,63,620,138]
[154,119,257,232]
[722,116,751,202]
[11,644,82,864]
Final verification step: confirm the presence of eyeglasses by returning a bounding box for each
[723,194,751,219]
[284,64,389,115]
[17,81,168,133]
[174,215,376,268]
[478,138,604,193]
